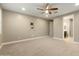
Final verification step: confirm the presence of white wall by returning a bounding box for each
[49,21,53,37]
[49,10,79,42]
[0,7,2,45]
[3,8,79,43]
[2,10,49,43]
[74,12,79,42]
[53,17,63,39]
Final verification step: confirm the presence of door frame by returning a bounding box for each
[62,14,74,41]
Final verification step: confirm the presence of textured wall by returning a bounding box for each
[2,10,49,42]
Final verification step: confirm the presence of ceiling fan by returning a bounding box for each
[37,3,58,14]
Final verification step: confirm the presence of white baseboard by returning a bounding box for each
[1,36,79,50]
[0,37,61,50]
[1,36,48,46]
[53,37,63,40]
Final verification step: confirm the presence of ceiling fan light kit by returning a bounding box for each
[45,10,49,14]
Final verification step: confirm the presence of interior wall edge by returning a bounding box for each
[0,7,2,47]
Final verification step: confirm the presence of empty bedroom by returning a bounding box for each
[0,3,79,56]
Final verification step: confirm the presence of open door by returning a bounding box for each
[63,15,74,42]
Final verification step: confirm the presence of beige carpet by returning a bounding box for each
[0,36,79,56]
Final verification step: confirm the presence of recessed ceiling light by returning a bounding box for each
[75,3,79,6]
[22,8,26,11]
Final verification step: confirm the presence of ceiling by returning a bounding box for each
[1,3,79,19]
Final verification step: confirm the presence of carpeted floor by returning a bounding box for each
[0,36,79,56]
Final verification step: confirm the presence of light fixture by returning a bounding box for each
[45,10,49,14]
[22,7,26,11]
[75,3,79,6]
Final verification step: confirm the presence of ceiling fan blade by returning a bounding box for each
[37,8,44,10]
[49,8,58,10]
[45,3,49,9]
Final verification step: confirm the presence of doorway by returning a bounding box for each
[63,15,74,42]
